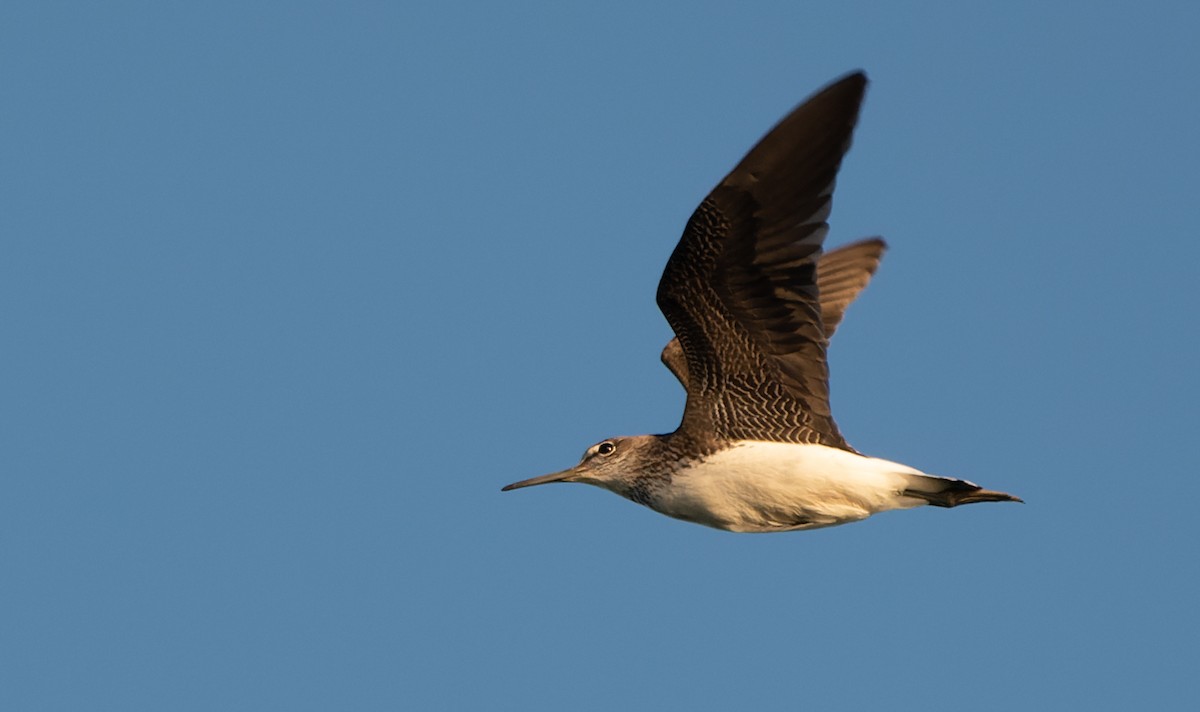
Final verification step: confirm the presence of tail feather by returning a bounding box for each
[902,474,1023,508]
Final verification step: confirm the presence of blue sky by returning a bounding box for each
[3,1,1198,709]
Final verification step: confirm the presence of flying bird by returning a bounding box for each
[503,72,1020,532]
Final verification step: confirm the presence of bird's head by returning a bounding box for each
[501,435,659,496]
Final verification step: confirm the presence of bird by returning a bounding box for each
[502,71,1021,532]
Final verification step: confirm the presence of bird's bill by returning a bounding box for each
[500,467,579,492]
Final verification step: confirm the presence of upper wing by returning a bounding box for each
[660,237,886,390]
[656,72,868,448]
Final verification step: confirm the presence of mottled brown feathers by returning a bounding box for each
[656,72,869,450]
[661,237,885,390]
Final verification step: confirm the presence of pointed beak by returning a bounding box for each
[501,466,579,492]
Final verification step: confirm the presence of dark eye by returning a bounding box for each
[597,441,616,456]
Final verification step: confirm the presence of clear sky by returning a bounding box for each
[3,1,1198,710]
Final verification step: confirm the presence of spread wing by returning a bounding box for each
[656,72,868,448]
[660,237,885,389]
[812,237,886,338]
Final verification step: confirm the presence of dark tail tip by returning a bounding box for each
[904,477,1023,508]
[949,488,1024,506]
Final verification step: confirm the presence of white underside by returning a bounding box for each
[653,441,933,533]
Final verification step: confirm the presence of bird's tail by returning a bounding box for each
[901,474,1023,508]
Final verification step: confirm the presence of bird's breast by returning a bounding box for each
[647,441,926,532]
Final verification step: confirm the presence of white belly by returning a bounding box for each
[652,441,929,533]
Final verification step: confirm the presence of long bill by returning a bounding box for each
[501,467,579,492]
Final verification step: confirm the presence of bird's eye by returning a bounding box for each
[597,441,616,456]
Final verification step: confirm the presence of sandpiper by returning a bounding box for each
[503,71,1020,532]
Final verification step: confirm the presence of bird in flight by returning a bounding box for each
[503,71,1020,532]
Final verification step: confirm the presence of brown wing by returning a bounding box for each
[660,237,885,389]
[812,236,886,339]
[656,72,868,448]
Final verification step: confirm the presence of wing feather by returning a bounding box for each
[656,72,868,447]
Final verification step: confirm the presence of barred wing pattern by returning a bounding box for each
[660,237,885,389]
[656,73,868,449]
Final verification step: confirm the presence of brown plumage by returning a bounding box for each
[656,72,868,450]
[660,237,885,391]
